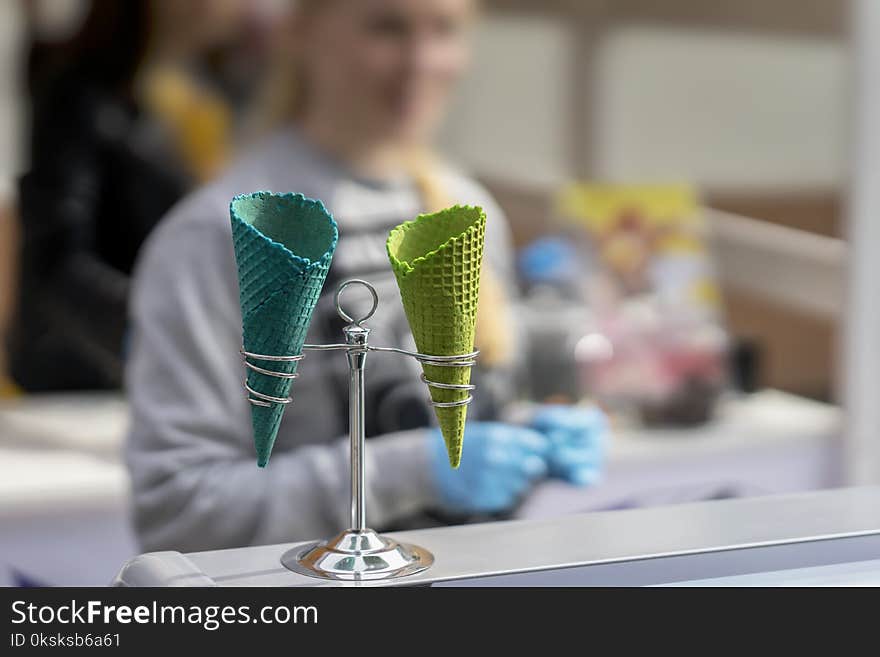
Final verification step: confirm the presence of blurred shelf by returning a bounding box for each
[0,388,842,583]
[708,208,845,318]
[0,448,128,518]
[0,389,841,516]
[0,391,128,457]
[0,391,130,515]
[518,389,842,518]
[610,389,841,462]
[0,392,135,585]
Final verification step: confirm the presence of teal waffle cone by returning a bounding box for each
[230,192,338,467]
[387,206,486,468]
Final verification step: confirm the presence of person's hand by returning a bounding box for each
[429,422,550,514]
[530,405,608,486]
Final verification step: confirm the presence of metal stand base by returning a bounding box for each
[281,528,434,581]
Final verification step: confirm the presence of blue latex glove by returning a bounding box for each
[429,422,550,514]
[530,405,608,486]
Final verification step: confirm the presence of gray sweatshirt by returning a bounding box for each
[125,128,516,552]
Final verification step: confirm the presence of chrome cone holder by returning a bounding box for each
[240,279,477,581]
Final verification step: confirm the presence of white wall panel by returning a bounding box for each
[440,15,575,186]
[594,26,849,190]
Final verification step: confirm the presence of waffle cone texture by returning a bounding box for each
[387,205,486,468]
[230,192,338,467]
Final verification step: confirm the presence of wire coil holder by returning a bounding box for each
[239,279,478,581]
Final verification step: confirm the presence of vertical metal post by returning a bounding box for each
[343,324,370,531]
[281,279,436,579]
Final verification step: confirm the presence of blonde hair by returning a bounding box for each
[408,152,513,367]
[263,0,511,365]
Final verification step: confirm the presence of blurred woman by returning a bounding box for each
[127,0,607,552]
[8,0,248,391]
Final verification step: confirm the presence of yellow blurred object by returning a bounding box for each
[557,183,700,231]
[557,182,721,311]
[0,375,22,399]
[657,232,704,254]
[0,202,19,399]
[472,270,514,367]
[141,67,233,182]
[691,279,722,307]
[603,232,649,275]
[409,151,514,367]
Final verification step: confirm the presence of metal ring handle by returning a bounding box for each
[334,279,379,326]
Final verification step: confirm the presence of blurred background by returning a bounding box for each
[1,0,874,584]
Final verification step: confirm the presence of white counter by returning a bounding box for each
[116,486,880,587]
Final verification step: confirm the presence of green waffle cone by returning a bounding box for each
[230,192,338,467]
[387,205,486,468]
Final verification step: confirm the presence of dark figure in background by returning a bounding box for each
[9,0,247,390]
